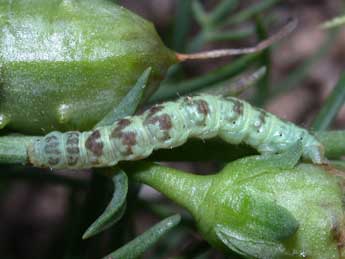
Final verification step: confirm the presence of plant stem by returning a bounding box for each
[0,136,37,164]
[316,131,345,159]
[124,162,212,214]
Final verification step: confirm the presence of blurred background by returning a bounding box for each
[0,0,344,258]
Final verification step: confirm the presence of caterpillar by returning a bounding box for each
[28,95,325,169]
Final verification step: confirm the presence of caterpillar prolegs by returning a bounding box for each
[28,95,325,169]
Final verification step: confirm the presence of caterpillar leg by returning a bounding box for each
[305,144,328,165]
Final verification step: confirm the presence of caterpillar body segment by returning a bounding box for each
[28,95,325,169]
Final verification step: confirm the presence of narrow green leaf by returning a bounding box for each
[200,67,266,97]
[224,0,281,26]
[253,16,271,106]
[172,0,192,52]
[83,169,128,239]
[103,214,181,259]
[205,26,255,42]
[95,67,152,127]
[150,53,260,103]
[321,15,345,29]
[192,0,208,27]
[215,225,290,258]
[312,73,345,131]
[208,0,239,26]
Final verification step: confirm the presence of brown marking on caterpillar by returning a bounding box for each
[233,99,244,115]
[85,130,104,157]
[120,132,137,155]
[48,157,60,166]
[145,114,173,141]
[66,147,79,154]
[43,134,61,155]
[255,110,268,131]
[111,119,131,139]
[44,143,61,155]
[183,98,209,126]
[259,110,267,126]
[66,132,79,145]
[146,114,172,130]
[46,135,59,142]
[67,156,79,166]
[110,118,137,155]
[196,99,209,116]
[147,105,164,117]
[66,133,80,166]
[183,96,193,104]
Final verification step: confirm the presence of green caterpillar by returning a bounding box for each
[28,95,325,169]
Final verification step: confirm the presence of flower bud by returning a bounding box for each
[131,148,345,258]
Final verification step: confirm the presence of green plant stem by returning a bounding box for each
[0,136,36,164]
[125,162,211,214]
[315,131,345,159]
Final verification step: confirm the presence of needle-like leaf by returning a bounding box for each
[95,67,152,127]
[83,169,128,239]
[102,214,181,259]
[312,73,345,131]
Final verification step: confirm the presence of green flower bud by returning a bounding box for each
[130,148,345,258]
[0,0,177,134]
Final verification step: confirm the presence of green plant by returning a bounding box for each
[0,1,344,259]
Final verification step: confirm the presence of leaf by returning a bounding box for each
[316,131,345,159]
[205,26,255,42]
[223,0,281,26]
[192,0,208,27]
[215,225,291,258]
[312,73,345,131]
[208,0,239,26]
[103,214,181,259]
[246,196,299,241]
[95,67,152,127]
[253,16,271,106]
[200,67,266,97]
[172,0,193,52]
[82,169,128,239]
[149,53,260,103]
[321,15,345,29]
[229,142,303,176]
